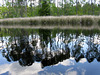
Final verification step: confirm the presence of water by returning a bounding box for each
[0,28,100,75]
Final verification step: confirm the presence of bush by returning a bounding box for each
[38,1,50,16]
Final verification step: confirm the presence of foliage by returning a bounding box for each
[0,0,100,18]
[38,1,50,16]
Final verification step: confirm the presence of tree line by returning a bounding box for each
[0,0,100,18]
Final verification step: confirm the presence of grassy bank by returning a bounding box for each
[0,16,100,28]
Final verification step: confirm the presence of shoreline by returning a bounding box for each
[0,16,100,29]
[0,25,100,30]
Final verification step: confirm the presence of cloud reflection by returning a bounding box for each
[0,64,10,74]
[0,57,100,75]
[0,62,42,75]
[0,58,79,75]
[60,58,75,66]
[66,71,77,75]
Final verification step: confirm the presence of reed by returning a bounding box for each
[98,18,100,26]
[80,17,93,26]
[0,16,100,27]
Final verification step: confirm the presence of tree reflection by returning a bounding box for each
[0,30,100,68]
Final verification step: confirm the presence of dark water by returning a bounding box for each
[0,28,100,75]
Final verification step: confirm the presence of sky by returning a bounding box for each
[0,0,100,6]
[0,0,2,6]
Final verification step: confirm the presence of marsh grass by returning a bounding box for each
[0,16,100,27]
[98,19,100,26]
[19,19,30,25]
[68,17,80,26]
[80,17,94,26]
[30,19,39,26]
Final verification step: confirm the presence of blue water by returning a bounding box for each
[0,29,100,75]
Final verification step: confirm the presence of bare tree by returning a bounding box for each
[76,0,78,15]
[12,0,14,7]
[39,0,42,7]
[29,0,33,16]
[62,0,64,15]
[57,0,58,15]
[25,0,27,17]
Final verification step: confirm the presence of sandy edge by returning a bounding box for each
[0,25,100,30]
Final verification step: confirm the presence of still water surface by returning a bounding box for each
[0,28,100,75]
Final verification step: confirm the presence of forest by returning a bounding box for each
[0,0,100,19]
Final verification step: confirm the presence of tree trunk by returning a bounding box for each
[25,0,27,17]
[76,0,78,15]
[57,0,58,15]
[12,0,14,7]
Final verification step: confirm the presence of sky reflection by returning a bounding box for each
[1,57,100,75]
[0,29,100,75]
